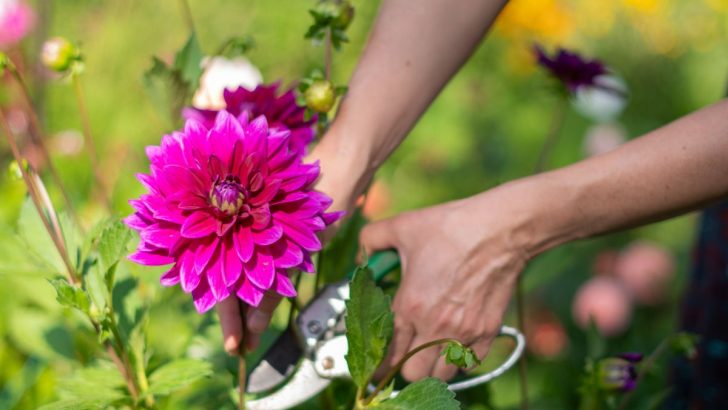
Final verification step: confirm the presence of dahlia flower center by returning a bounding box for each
[210,176,246,215]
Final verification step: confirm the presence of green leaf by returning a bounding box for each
[17,197,65,275]
[321,208,366,283]
[97,219,132,290]
[375,378,460,409]
[345,266,394,388]
[217,35,255,58]
[173,32,204,92]
[48,277,90,314]
[142,57,189,125]
[148,359,213,396]
[441,342,481,369]
[58,364,127,401]
[37,398,122,410]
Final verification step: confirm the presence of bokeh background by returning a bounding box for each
[1,0,727,408]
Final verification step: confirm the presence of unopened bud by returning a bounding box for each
[41,37,79,73]
[334,1,355,29]
[304,80,336,113]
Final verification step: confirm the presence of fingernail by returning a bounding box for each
[224,335,240,356]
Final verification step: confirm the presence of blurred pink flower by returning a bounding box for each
[614,241,675,306]
[583,123,627,157]
[592,249,619,276]
[125,112,342,312]
[0,0,35,48]
[183,83,316,155]
[572,277,632,337]
[525,309,568,359]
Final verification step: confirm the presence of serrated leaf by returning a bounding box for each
[173,33,204,92]
[48,278,90,314]
[97,219,132,289]
[148,359,213,396]
[59,364,127,400]
[321,207,366,283]
[375,378,460,409]
[368,381,395,406]
[37,398,121,410]
[345,266,393,388]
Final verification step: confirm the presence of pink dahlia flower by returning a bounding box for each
[125,111,342,312]
[0,0,35,48]
[183,83,316,154]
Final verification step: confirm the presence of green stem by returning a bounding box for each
[71,73,111,211]
[108,308,141,402]
[361,338,461,406]
[324,28,333,81]
[514,98,568,410]
[238,300,248,410]
[0,109,78,284]
[616,339,670,410]
[8,64,80,230]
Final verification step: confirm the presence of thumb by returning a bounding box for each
[360,217,400,255]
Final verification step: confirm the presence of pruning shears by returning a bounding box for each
[246,250,525,410]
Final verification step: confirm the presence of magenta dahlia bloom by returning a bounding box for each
[125,111,342,312]
[183,83,316,154]
[0,0,35,48]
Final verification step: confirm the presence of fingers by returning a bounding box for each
[374,318,415,380]
[217,296,243,355]
[360,218,399,255]
[245,292,283,351]
[400,334,442,382]
[431,350,460,381]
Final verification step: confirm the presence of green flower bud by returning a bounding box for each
[334,1,355,29]
[41,37,79,73]
[304,80,336,113]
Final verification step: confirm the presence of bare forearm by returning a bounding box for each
[314,0,507,207]
[517,99,728,257]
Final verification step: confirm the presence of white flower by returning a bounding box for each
[192,56,263,110]
[572,74,628,123]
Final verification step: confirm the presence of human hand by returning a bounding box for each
[360,184,535,381]
[218,125,374,354]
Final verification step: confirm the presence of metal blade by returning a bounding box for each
[247,326,303,394]
[247,358,331,410]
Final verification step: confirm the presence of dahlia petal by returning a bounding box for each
[236,277,265,307]
[180,252,201,293]
[278,174,309,193]
[280,198,324,219]
[208,155,225,177]
[123,213,148,231]
[207,252,231,301]
[160,265,181,287]
[252,224,283,246]
[250,179,281,206]
[322,211,345,225]
[274,272,298,297]
[194,236,219,273]
[233,226,254,263]
[308,190,334,210]
[298,253,315,273]
[163,164,206,194]
[178,196,208,210]
[271,192,307,207]
[270,239,304,268]
[136,173,160,194]
[140,226,180,249]
[192,280,216,313]
[303,216,326,232]
[181,211,218,238]
[222,238,243,286]
[276,215,322,252]
[246,251,275,290]
[250,204,272,229]
[128,250,174,266]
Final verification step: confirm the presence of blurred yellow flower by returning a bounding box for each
[496,0,574,44]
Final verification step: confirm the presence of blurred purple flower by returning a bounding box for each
[183,82,316,154]
[597,352,643,392]
[125,111,342,312]
[534,45,608,93]
[0,0,35,48]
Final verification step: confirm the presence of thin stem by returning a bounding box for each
[8,65,80,229]
[238,301,247,410]
[617,339,670,410]
[179,0,196,34]
[89,317,140,406]
[362,338,460,406]
[324,28,333,81]
[287,272,303,329]
[108,309,141,402]
[0,109,78,284]
[513,98,568,410]
[71,73,111,210]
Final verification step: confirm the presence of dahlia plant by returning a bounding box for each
[126,111,341,311]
